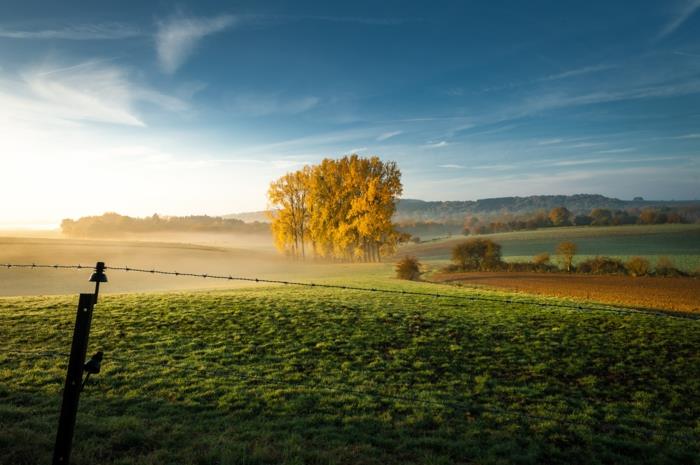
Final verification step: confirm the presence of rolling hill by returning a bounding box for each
[226,194,700,224]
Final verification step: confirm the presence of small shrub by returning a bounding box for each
[655,256,686,277]
[395,256,422,280]
[532,252,550,266]
[626,257,650,277]
[577,256,626,275]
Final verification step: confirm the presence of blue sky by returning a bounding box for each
[1,0,699,224]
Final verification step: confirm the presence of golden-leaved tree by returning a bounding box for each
[267,166,311,259]
[268,155,403,261]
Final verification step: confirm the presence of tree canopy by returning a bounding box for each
[267,155,403,261]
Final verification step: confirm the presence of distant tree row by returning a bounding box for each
[61,213,269,237]
[443,238,694,277]
[397,206,698,241]
[460,206,693,236]
[268,155,404,261]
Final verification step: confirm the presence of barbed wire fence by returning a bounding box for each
[2,262,696,320]
[1,262,698,464]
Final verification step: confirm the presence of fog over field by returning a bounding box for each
[0,233,277,295]
[0,232,389,295]
[2,1,700,464]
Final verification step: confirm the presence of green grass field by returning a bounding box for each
[1,277,699,465]
[398,224,700,271]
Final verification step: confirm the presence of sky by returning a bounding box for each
[1,0,699,226]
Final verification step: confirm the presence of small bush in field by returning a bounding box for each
[655,256,686,277]
[532,252,550,266]
[395,256,422,280]
[577,256,626,275]
[626,257,650,277]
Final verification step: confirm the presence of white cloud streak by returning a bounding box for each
[425,140,449,148]
[0,23,141,40]
[377,130,402,141]
[597,148,636,154]
[674,133,700,139]
[0,61,186,127]
[540,64,616,82]
[657,0,700,40]
[228,94,319,116]
[156,14,235,74]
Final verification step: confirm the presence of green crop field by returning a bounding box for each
[398,224,700,271]
[1,278,699,465]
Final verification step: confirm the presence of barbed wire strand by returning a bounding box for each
[1,263,696,321]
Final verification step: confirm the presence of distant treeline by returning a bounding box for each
[394,194,700,222]
[440,238,696,277]
[61,213,270,237]
[398,206,700,239]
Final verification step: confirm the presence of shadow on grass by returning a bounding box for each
[1,384,697,465]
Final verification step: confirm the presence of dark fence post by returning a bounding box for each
[52,262,106,465]
[52,293,95,465]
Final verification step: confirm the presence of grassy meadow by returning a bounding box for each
[1,227,699,464]
[397,224,700,271]
[1,281,699,465]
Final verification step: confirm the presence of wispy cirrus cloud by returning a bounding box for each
[156,14,235,74]
[597,148,636,154]
[298,15,415,26]
[657,0,700,40]
[438,164,464,169]
[377,130,402,141]
[227,93,319,116]
[537,138,564,145]
[540,64,617,82]
[673,133,700,139]
[0,23,141,40]
[0,60,186,127]
[425,140,449,148]
[673,50,700,58]
[500,78,700,122]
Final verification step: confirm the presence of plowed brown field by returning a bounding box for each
[431,272,700,313]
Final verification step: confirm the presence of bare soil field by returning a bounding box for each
[431,271,700,313]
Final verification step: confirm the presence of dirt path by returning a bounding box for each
[431,272,700,313]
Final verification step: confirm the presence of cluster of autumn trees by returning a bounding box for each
[268,155,404,261]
